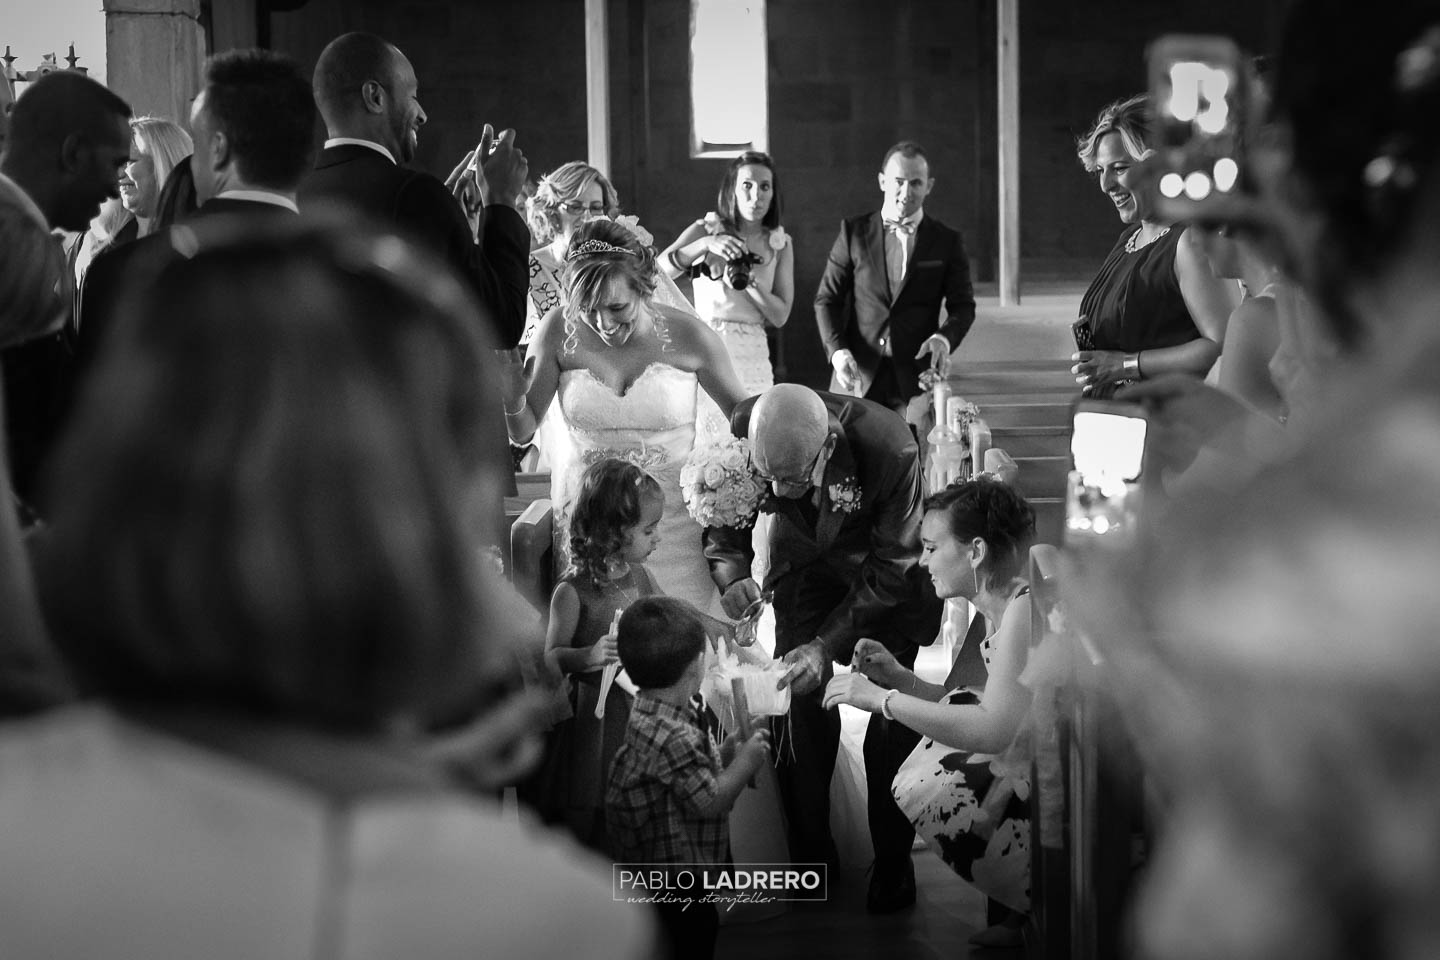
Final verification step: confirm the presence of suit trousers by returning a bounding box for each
[770,564,920,869]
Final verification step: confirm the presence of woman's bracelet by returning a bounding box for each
[881,689,898,720]
[1123,353,1141,378]
[667,249,690,273]
[503,396,528,418]
[909,672,919,694]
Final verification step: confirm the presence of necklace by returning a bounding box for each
[1124,225,1170,254]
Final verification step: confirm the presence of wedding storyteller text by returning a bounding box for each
[612,863,827,907]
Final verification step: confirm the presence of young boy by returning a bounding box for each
[605,596,770,960]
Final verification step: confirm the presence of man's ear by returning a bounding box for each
[59,133,88,175]
[876,170,886,192]
[209,130,231,172]
[361,79,387,115]
[926,177,936,194]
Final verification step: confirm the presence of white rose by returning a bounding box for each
[703,462,725,487]
[720,446,747,472]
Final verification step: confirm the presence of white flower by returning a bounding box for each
[702,211,723,235]
[767,226,789,251]
[702,462,725,487]
[613,214,653,248]
[720,446,747,473]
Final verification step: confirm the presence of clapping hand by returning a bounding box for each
[445,124,529,236]
[821,671,885,713]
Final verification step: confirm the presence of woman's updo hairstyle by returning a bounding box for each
[1271,0,1440,348]
[525,161,621,247]
[560,218,659,322]
[924,477,1036,588]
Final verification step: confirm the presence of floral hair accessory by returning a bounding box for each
[702,212,724,235]
[827,477,862,514]
[613,214,654,248]
[767,226,789,251]
[566,238,638,261]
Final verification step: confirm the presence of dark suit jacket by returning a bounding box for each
[703,391,941,664]
[814,211,975,407]
[298,144,529,349]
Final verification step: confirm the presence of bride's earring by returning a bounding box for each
[972,562,979,596]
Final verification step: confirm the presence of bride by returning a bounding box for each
[502,218,749,615]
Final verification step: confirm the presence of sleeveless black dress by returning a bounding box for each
[1076,225,1198,356]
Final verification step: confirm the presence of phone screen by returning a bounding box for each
[1149,35,1248,220]
[1072,410,1147,484]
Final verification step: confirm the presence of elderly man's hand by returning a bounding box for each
[778,640,828,696]
[721,577,763,620]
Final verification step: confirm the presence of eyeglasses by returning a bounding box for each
[558,200,608,216]
[755,446,823,492]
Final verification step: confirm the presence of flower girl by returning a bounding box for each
[542,458,664,852]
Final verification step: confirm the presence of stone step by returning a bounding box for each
[949,360,1076,397]
[980,402,1073,429]
[989,425,1072,459]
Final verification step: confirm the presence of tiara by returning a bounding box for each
[566,239,637,261]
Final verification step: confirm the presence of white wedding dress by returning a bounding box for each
[551,361,722,615]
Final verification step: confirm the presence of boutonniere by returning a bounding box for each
[702,211,724,235]
[827,478,862,514]
[767,226,789,251]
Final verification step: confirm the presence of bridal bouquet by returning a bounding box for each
[680,435,767,528]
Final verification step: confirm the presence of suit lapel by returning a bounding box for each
[815,409,857,550]
[861,212,892,303]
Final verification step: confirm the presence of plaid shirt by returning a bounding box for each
[605,693,728,866]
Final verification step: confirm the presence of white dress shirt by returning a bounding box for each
[323,137,397,164]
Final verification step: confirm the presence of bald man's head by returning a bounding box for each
[313,32,425,160]
[749,385,834,498]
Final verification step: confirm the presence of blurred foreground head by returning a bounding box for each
[1264,0,1440,350]
[1080,353,1440,959]
[37,218,513,732]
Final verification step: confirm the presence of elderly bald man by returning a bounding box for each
[703,383,942,913]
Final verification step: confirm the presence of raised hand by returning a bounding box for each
[479,125,528,209]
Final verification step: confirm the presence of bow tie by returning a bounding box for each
[883,217,917,236]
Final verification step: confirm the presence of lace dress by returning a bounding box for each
[552,362,722,616]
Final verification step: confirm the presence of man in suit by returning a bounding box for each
[704,384,943,913]
[302,32,530,349]
[0,71,132,507]
[70,50,315,473]
[815,141,976,414]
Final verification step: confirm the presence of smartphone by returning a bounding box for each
[1067,400,1148,544]
[1072,400,1148,484]
[1147,35,1254,224]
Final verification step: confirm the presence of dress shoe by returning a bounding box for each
[865,858,916,914]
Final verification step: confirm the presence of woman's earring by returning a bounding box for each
[972,563,980,596]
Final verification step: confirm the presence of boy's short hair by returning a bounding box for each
[618,596,706,689]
